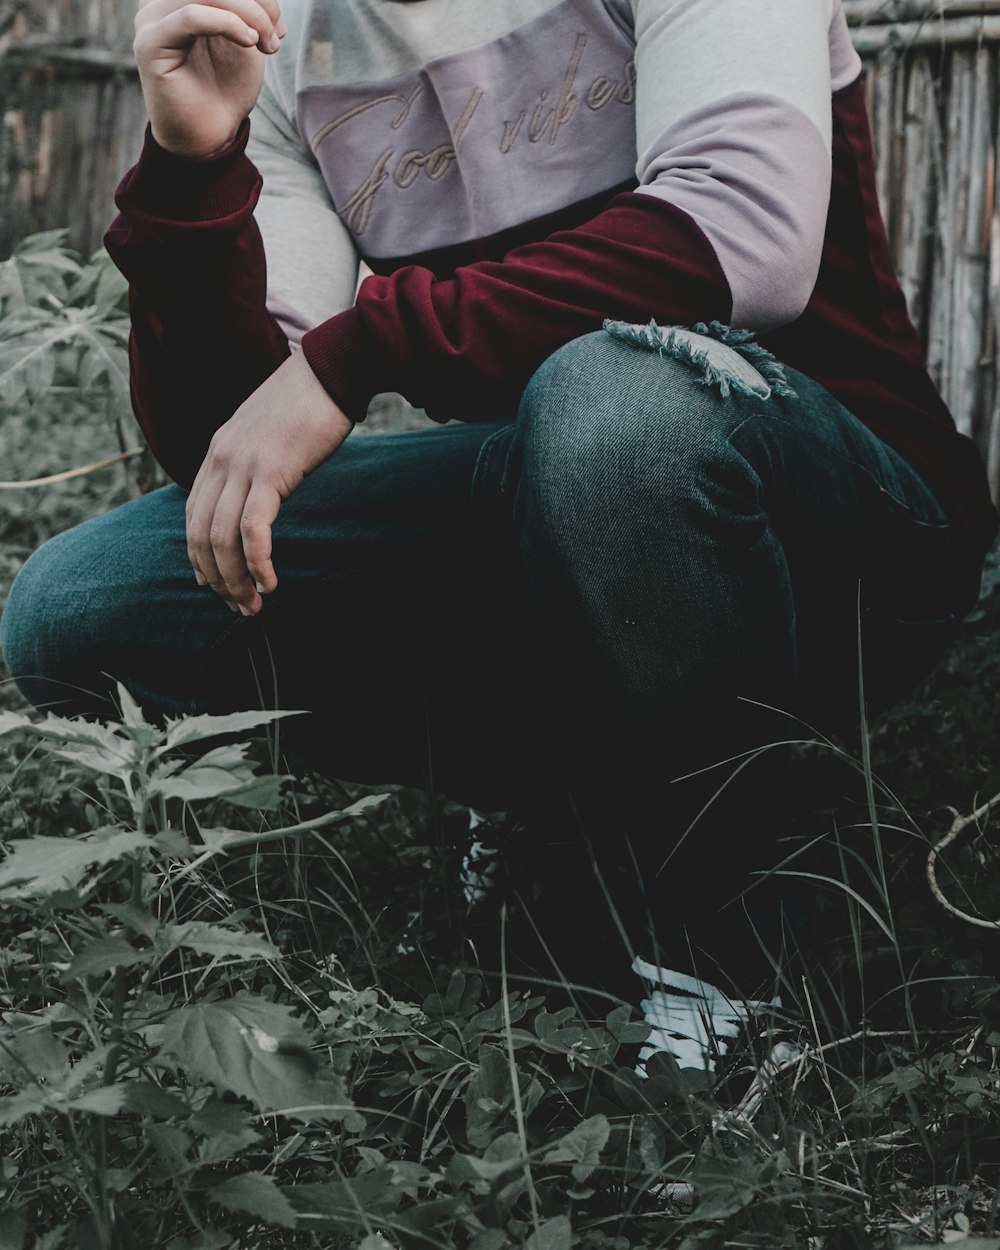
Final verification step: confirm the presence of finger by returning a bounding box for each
[186,472,229,598]
[209,479,260,610]
[240,481,282,597]
[137,0,282,29]
[136,2,278,56]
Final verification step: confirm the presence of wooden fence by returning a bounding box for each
[0,0,998,490]
[0,0,142,261]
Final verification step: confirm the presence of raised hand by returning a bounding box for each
[133,0,286,158]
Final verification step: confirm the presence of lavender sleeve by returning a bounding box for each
[631,0,837,331]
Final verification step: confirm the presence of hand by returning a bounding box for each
[134,0,287,159]
[185,350,354,614]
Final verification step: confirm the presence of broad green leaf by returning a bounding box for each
[0,320,76,406]
[0,829,148,900]
[219,772,292,810]
[0,1091,49,1127]
[605,1005,652,1045]
[150,743,256,802]
[163,708,305,750]
[542,1115,610,1181]
[67,1085,129,1117]
[208,1173,297,1229]
[158,922,279,962]
[692,1145,761,1221]
[468,1232,508,1250]
[524,1217,572,1250]
[159,996,352,1121]
[0,1016,72,1086]
[285,1174,401,1229]
[0,710,129,756]
[46,743,135,782]
[101,903,160,940]
[124,1082,191,1119]
[64,935,152,980]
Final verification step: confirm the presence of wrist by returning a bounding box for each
[149,120,248,162]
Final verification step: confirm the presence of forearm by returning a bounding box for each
[301,192,733,424]
[105,123,290,488]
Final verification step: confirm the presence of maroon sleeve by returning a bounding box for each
[302,194,733,424]
[107,124,732,483]
[104,122,290,490]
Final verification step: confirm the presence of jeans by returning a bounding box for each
[1,325,985,992]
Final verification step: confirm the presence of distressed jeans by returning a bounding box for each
[0,324,985,992]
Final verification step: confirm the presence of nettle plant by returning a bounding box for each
[0,691,685,1250]
[0,692,377,1248]
[3,689,903,1250]
[0,230,131,425]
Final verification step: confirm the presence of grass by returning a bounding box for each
[1,239,999,1250]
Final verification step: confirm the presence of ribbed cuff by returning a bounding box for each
[114,120,261,228]
[301,307,396,424]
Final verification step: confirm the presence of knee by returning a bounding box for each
[514,324,775,546]
[2,535,81,711]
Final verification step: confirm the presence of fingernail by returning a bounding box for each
[238,604,255,618]
[194,571,207,587]
[255,581,266,595]
[276,17,288,36]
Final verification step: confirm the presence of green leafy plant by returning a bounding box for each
[0,689,382,1248]
[0,230,131,423]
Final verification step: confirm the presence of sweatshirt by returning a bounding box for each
[104,0,998,552]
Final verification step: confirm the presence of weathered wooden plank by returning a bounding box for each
[845,0,1000,22]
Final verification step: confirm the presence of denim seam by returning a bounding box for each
[470,423,516,517]
[726,407,951,530]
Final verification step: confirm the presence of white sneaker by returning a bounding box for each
[632,955,779,1074]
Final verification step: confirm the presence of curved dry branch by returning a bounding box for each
[926,795,1000,929]
[0,447,142,489]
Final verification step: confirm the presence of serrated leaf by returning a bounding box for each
[159,922,279,962]
[209,1173,297,1229]
[150,743,256,802]
[542,1115,610,1182]
[159,997,352,1121]
[163,709,305,750]
[124,1082,191,1119]
[220,772,292,810]
[64,935,151,980]
[524,1217,572,1250]
[0,829,148,900]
